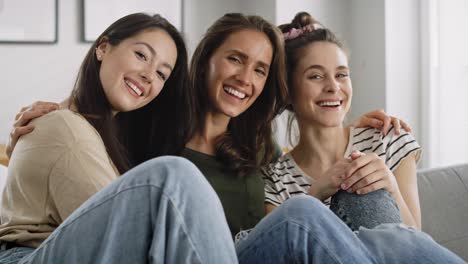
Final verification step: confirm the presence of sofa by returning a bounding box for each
[0,162,467,260]
[417,163,468,260]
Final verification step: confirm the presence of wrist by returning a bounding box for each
[308,185,322,200]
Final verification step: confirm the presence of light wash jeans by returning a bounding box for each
[236,196,466,264]
[0,156,237,264]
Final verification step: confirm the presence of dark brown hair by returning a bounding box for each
[279,12,346,145]
[189,13,288,176]
[71,13,190,173]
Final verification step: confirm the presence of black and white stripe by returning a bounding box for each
[263,126,422,207]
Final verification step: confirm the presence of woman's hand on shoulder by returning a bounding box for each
[341,151,398,195]
[6,101,59,158]
[349,109,411,136]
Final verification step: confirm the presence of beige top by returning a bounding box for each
[0,109,118,248]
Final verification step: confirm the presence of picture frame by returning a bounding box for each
[0,0,58,44]
[82,0,182,43]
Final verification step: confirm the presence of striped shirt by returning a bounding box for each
[263,126,422,206]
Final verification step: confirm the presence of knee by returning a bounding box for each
[125,156,207,189]
[279,196,329,221]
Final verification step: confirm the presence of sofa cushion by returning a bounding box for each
[418,163,468,261]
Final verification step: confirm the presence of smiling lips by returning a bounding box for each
[125,79,143,96]
[223,86,246,99]
[317,100,342,107]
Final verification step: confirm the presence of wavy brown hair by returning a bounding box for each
[71,13,190,173]
[189,13,288,176]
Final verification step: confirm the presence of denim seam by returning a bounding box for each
[28,183,203,263]
[287,218,346,264]
[239,217,366,264]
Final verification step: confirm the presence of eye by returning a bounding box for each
[308,74,323,80]
[135,51,147,61]
[228,56,242,64]
[255,68,267,76]
[156,71,167,81]
[336,73,349,79]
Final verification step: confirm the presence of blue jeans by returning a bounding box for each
[0,156,237,264]
[236,196,466,264]
[330,189,403,231]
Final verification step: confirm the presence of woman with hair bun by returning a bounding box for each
[235,12,465,264]
[265,11,421,231]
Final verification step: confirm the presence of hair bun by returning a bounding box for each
[279,11,320,34]
[291,12,316,28]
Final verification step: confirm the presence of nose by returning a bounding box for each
[325,76,340,93]
[140,68,155,84]
[235,67,252,87]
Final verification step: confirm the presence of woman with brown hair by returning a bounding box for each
[0,13,237,263]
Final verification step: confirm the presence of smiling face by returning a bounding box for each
[291,41,352,127]
[205,29,273,118]
[96,28,177,114]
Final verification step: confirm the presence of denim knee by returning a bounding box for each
[126,156,202,185]
[330,190,402,231]
[280,196,331,223]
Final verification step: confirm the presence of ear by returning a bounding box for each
[95,36,110,61]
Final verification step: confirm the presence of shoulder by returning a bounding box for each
[261,153,296,178]
[350,126,422,171]
[29,109,101,144]
[349,126,382,153]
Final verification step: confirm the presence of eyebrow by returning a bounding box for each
[227,50,270,70]
[135,42,174,72]
[303,64,349,73]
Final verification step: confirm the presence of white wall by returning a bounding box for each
[0,0,90,143]
[385,0,421,147]
[436,0,468,167]
[183,0,276,56]
[346,0,387,123]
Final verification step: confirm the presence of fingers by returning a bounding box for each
[347,170,384,193]
[365,117,384,130]
[343,153,374,179]
[6,126,35,158]
[14,105,57,127]
[15,101,59,121]
[354,179,387,195]
[369,109,392,136]
[350,150,363,160]
[358,109,394,135]
[398,118,412,132]
[342,153,383,189]
[390,117,401,135]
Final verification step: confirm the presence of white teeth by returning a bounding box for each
[319,101,341,107]
[125,80,142,96]
[223,86,246,99]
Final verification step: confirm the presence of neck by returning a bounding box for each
[186,111,231,155]
[291,121,349,176]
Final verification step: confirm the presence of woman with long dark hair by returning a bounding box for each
[0,13,236,263]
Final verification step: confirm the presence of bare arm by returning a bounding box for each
[392,153,421,229]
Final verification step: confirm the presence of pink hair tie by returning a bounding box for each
[282,23,323,41]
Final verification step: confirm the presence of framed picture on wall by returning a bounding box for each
[0,0,58,44]
[82,0,182,42]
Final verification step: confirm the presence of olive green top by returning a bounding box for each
[181,148,268,237]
